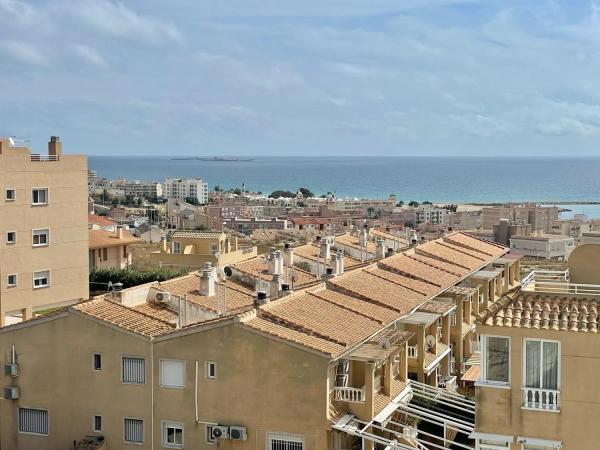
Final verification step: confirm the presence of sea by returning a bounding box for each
[89,156,600,218]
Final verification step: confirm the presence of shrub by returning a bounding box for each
[89,267,189,289]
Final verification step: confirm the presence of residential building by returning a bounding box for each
[415,205,449,225]
[164,178,208,204]
[119,180,163,199]
[206,204,266,220]
[224,217,288,235]
[150,231,257,268]
[482,204,559,233]
[88,214,117,232]
[89,226,142,271]
[0,136,88,325]
[492,219,532,246]
[0,231,509,450]
[509,233,574,260]
[135,223,166,244]
[473,260,600,450]
[580,231,600,245]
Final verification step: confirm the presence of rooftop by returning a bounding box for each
[88,229,142,249]
[170,230,224,239]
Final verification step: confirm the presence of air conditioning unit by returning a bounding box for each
[155,291,171,303]
[229,426,247,441]
[4,386,19,400]
[211,425,229,440]
[4,363,18,377]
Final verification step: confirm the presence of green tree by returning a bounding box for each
[408,200,420,207]
[422,200,433,205]
[185,196,200,206]
[214,185,221,192]
[298,187,314,198]
[396,200,404,207]
[233,188,242,195]
[268,190,295,199]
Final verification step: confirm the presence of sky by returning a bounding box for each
[1,0,600,156]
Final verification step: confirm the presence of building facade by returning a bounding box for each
[0,136,89,325]
[164,178,209,204]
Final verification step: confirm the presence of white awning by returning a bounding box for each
[517,436,562,448]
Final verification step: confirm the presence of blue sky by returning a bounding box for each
[1,0,600,156]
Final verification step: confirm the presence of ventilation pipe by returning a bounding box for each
[275,250,284,275]
[376,238,386,258]
[320,237,331,260]
[283,243,294,267]
[270,273,282,299]
[199,262,215,297]
[255,291,268,307]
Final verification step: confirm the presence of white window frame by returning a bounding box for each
[17,407,49,436]
[522,338,561,391]
[160,359,185,389]
[162,420,184,449]
[92,353,102,371]
[93,415,102,433]
[205,361,217,380]
[266,432,305,450]
[5,188,15,201]
[7,231,16,244]
[122,355,146,384]
[123,417,144,444]
[450,313,457,326]
[205,425,216,444]
[31,187,48,205]
[32,228,50,247]
[171,241,181,254]
[7,274,17,287]
[478,335,511,387]
[32,270,50,289]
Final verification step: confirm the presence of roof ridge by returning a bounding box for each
[443,234,498,256]
[77,298,176,328]
[377,259,443,288]
[366,267,431,296]
[309,291,385,325]
[436,241,486,261]
[326,282,403,313]
[407,254,463,277]
[415,246,472,271]
[461,231,508,250]
[259,310,348,347]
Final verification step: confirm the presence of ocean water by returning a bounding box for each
[89,156,600,205]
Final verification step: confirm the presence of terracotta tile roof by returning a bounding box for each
[416,242,486,271]
[443,232,507,256]
[242,315,346,357]
[157,274,255,313]
[424,342,449,369]
[366,267,440,296]
[334,233,377,254]
[477,292,600,332]
[89,229,142,249]
[170,230,223,239]
[232,256,318,288]
[418,300,456,315]
[73,298,175,337]
[370,228,409,245]
[132,303,178,322]
[408,253,468,277]
[260,293,382,347]
[373,392,390,416]
[88,214,116,226]
[461,364,480,382]
[379,254,459,287]
[311,289,399,324]
[445,286,479,296]
[329,403,350,423]
[293,243,364,270]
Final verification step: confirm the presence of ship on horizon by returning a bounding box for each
[170,156,254,162]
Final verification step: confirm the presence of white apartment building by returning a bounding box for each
[121,180,163,199]
[416,205,449,224]
[509,234,575,260]
[163,178,208,204]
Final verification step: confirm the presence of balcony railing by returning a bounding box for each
[407,346,418,359]
[334,386,366,403]
[521,270,600,297]
[438,375,457,391]
[522,387,560,411]
[30,154,59,162]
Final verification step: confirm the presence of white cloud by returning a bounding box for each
[0,40,47,66]
[71,44,108,67]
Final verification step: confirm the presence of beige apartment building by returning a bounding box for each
[0,231,514,450]
[0,136,88,325]
[150,230,257,269]
[89,226,142,271]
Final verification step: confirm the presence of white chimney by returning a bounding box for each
[329,252,339,275]
[359,229,368,247]
[267,247,277,275]
[376,239,386,258]
[275,250,284,275]
[337,250,344,275]
[320,237,331,260]
[116,225,124,239]
[199,262,215,297]
[270,273,282,299]
[283,243,294,267]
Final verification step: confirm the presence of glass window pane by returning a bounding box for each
[525,340,541,388]
[543,341,559,390]
[485,336,509,382]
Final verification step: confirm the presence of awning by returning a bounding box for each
[462,364,480,382]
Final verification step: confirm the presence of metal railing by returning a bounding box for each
[438,375,458,391]
[522,387,560,411]
[521,269,600,296]
[407,345,418,358]
[30,154,59,162]
[334,386,366,403]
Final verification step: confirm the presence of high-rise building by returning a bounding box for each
[164,178,208,204]
[0,136,89,325]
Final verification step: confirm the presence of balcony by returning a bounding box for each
[521,269,600,296]
[334,386,366,403]
[522,387,560,411]
[30,154,59,162]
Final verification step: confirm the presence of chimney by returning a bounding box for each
[48,136,62,156]
[359,229,368,247]
[270,273,282,299]
[255,291,268,307]
[275,250,284,275]
[161,236,168,252]
[280,283,292,296]
[337,250,345,275]
[319,237,331,260]
[283,243,294,267]
[267,247,277,274]
[329,252,339,275]
[116,225,124,239]
[322,267,335,280]
[376,238,386,258]
[199,262,215,297]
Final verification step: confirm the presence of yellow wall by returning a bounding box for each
[568,244,600,284]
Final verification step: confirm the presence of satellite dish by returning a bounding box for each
[425,335,436,351]
[224,266,233,277]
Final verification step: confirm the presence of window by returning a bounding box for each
[523,339,560,410]
[205,361,216,380]
[93,415,102,432]
[18,407,48,435]
[160,359,185,388]
[92,353,102,371]
[7,231,16,244]
[478,439,510,450]
[122,356,145,384]
[33,270,50,288]
[32,188,48,205]
[482,336,510,384]
[172,241,181,254]
[205,425,216,444]
[32,229,49,246]
[123,246,127,258]
[100,248,108,262]
[124,418,144,444]
[7,274,17,287]
[162,421,183,448]
[450,313,457,326]
[5,188,15,201]
[267,432,304,450]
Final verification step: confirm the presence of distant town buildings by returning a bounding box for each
[164,178,208,204]
[509,232,575,260]
[0,136,89,326]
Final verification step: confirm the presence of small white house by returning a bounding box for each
[509,234,575,260]
[136,224,166,243]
